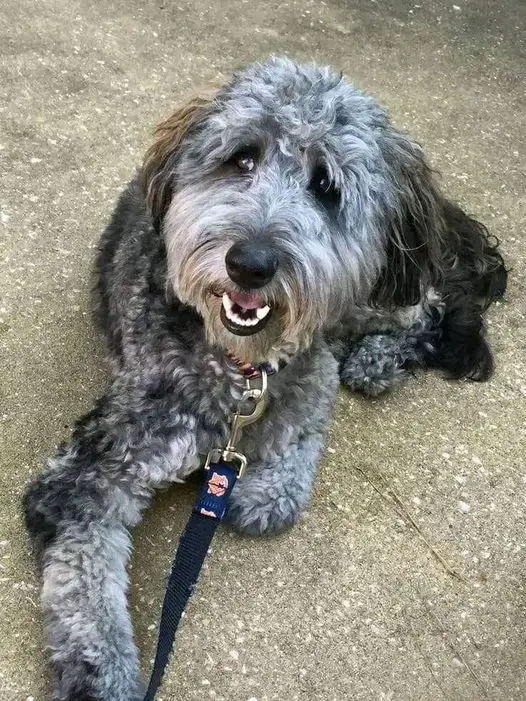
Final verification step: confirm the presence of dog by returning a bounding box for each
[24,56,506,701]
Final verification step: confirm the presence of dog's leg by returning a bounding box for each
[337,296,444,397]
[225,343,339,536]
[225,434,325,536]
[339,330,424,397]
[24,384,198,701]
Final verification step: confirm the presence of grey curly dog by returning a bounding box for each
[24,56,506,700]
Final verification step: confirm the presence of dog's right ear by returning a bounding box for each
[142,90,217,222]
[371,130,446,309]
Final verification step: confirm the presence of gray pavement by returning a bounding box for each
[0,1,525,699]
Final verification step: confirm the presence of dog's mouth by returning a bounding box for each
[219,291,272,336]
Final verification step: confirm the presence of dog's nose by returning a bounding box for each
[225,242,278,289]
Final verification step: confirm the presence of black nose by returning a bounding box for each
[225,242,278,289]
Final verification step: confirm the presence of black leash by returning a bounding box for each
[143,462,239,700]
[143,367,269,700]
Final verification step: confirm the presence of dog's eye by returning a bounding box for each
[236,153,255,172]
[310,166,339,205]
[313,169,331,193]
[230,149,258,173]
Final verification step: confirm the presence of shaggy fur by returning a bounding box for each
[24,57,506,701]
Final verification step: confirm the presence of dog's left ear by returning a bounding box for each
[371,131,446,308]
[142,89,218,222]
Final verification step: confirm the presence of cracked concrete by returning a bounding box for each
[0,0,525,699]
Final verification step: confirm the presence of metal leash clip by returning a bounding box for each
[204,369,268,478]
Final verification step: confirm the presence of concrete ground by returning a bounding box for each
[1,0,525,699]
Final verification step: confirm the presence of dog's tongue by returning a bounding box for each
[228,291,265,309]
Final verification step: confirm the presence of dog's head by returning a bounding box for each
[143,56,445,362]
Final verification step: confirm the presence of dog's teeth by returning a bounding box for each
[222,293,270,328]
[255,305,270,320]
[225,307,251,326]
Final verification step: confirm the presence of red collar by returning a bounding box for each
[226,350,278,379]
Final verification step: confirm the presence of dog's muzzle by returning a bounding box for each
[220,243,277,336]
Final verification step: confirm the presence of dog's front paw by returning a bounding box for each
[49,657,143,701]
[225,491,301,536]
[340,357,405,396]
[340,334,414,396]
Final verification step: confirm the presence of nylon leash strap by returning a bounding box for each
[142,368,268,700]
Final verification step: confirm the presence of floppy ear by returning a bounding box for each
[371,132,446,308]
[142,90,218,222]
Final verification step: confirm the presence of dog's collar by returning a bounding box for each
[226,350,287,378]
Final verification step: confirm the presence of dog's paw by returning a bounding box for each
[225,492,301,536]
[49,657,142,701]
[340,360,406,396]
[340,334,416,396]
[340,353,406,396]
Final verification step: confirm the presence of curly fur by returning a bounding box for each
[24,56,506,700]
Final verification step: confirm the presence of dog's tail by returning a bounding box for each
[422,202,507,381]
